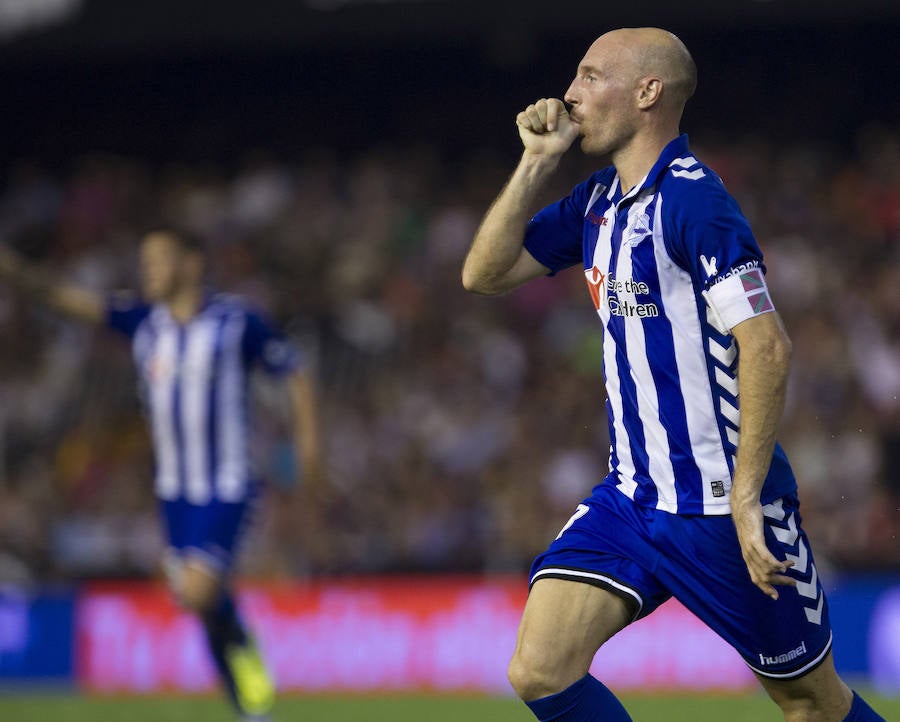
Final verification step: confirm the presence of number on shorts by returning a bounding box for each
[556,503,589,540]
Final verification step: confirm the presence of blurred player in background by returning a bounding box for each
[463,27,885,722]
[0,228,323,722]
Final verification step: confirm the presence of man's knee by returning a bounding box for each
[507,648,572,702]
[758,655,852,722]
[165,556,223,613]
[770,692,853,722]
[507,579,632,702]
[180,576,220,613]
[775,697,823,722]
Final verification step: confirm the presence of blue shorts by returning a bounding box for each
[160,489,260,575]
[530,480,833,680]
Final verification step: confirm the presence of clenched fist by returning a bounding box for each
[516,98,580,158]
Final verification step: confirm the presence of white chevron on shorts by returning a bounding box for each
[795,561,818,599]
[771,513,798,546]
[762,498,785,520]
[763,500,799,545]
[762,500,823,625]
[785,535,809,574]
[805,593,824,625]
[790,537,823,624]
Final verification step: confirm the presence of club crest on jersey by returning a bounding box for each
[626,212,652,246]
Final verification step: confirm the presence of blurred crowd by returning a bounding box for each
[0,125,898,585]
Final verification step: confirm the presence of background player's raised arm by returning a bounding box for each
[461,98,578,295]
[286,365,324,491]
[0,243,105,324]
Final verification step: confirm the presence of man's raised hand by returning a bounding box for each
[516,98,580,158]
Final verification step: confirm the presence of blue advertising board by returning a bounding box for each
[0,586,74,683]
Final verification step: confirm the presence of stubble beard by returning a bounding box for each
[579,130,615,160]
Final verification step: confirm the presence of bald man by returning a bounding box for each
[463,28,885,722]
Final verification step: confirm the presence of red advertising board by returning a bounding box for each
[76,577,755,693]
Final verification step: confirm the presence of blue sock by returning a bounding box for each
[525,675,632,721]
[843,691,886,722]
[202,591,248,711]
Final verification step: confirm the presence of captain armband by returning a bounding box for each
[702,266,775,333]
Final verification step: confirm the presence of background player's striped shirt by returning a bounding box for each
[106,293,302,504]
[524,134,796,515]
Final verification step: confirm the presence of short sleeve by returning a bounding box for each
[242,311,303,376]
[664,178,776,332]
[523,176,599,275]
[105,293,151,338]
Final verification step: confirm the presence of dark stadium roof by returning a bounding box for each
[2,0,899,57]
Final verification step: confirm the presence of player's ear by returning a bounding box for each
[637,77,662,109]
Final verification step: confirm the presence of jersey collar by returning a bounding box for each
[616,133,690,208]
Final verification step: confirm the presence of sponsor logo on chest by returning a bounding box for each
[584,267,660,318]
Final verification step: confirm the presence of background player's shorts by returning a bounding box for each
[530,480,833,680]
[160,486,261,576]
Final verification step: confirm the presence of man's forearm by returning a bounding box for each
[0,246,104,323]
[288,369,322,480]
[461,152,559,295]
[730,329,791,506]
[1,250,51,296]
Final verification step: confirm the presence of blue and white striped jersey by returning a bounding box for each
[525,135,796,515]
[106,293,302,505]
